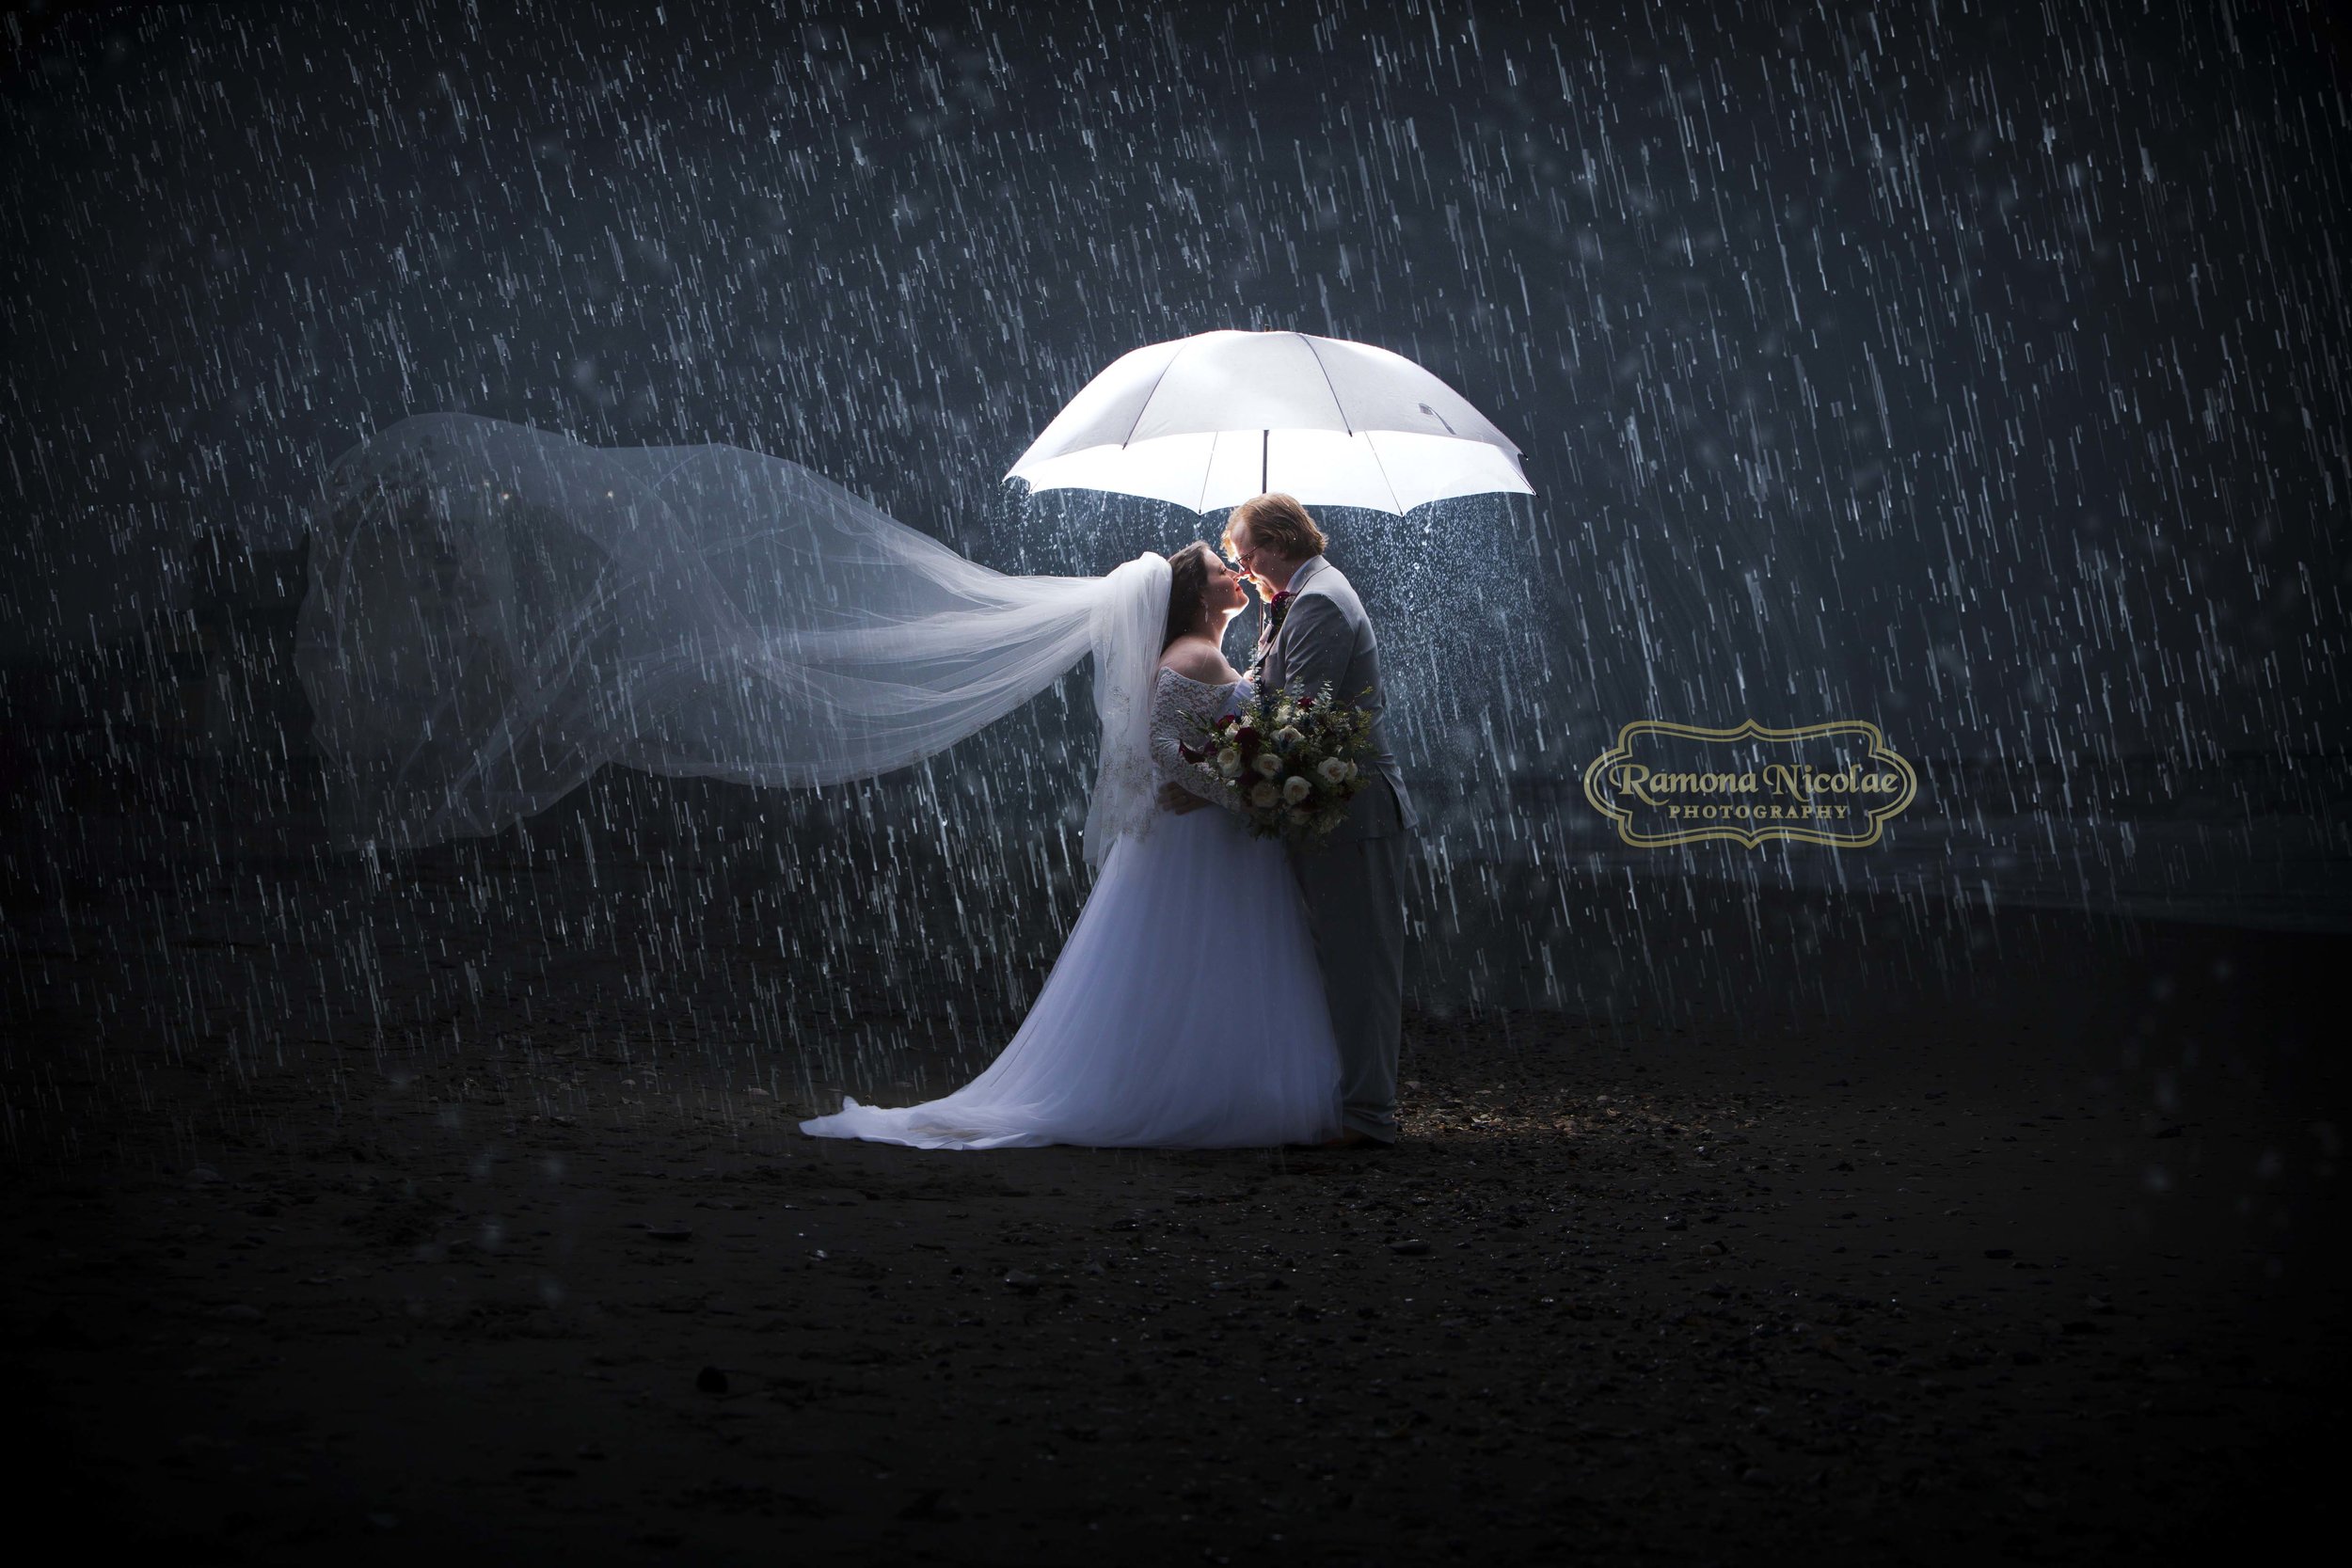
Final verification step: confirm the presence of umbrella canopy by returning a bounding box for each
[1005,329,1534,515]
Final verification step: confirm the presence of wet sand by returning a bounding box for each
[3,791,2345,1565]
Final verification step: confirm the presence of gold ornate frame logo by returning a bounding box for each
[1581,720,1918,848]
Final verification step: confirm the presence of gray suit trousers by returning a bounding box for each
[1289,774,1408,1142]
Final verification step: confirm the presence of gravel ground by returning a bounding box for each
[3,784,2344,1565]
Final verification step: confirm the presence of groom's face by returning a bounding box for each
[1226,520,1272,597]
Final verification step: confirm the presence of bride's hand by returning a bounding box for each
[1157,783,1205,816]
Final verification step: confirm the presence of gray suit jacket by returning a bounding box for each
[1250,556,1417,843]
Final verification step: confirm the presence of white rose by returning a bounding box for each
[1248,780,1279,810]
[1316,756,1347,784]
[1276,725,1304,747]
[1281,774,1311,804]
[1216,747,1242,776]
[1253,752,1283,779]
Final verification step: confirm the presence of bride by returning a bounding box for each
[798,543,1344,1149]
[294,414,1343,1150]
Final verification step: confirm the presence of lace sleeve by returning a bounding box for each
[1150,671,1244,812]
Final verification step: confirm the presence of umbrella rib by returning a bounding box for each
[1117,340,1191,451]
[1296,333,1355,436]
[1362,429,1406,515]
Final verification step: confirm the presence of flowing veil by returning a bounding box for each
[294,413,1170,866]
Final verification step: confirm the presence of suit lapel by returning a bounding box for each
[1242,563,1336,686]
[1259,558,1327,689]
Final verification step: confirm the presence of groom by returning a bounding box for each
[1168,494,1416,1149]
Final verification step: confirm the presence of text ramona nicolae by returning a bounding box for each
[1607,762,1903,806]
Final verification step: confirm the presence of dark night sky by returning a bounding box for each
[4,0,2347,781]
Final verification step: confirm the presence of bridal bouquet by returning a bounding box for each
[1178,682,1376,847]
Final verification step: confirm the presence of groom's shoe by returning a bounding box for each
[1286,1129,1392,1151]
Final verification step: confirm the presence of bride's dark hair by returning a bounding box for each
[1160,541,1217,652]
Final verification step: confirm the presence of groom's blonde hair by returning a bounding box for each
[1223,493,1327,563]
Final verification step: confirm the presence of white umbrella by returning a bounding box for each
[1005,328,1534,515]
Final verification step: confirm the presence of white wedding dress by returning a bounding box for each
[291,416,1332,1148]
[798,670,1344,1149]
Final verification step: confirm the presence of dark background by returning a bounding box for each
[6,0,2349,822]
[0,0,2345,1095]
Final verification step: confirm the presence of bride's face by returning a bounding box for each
[1202,557,1248,620]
